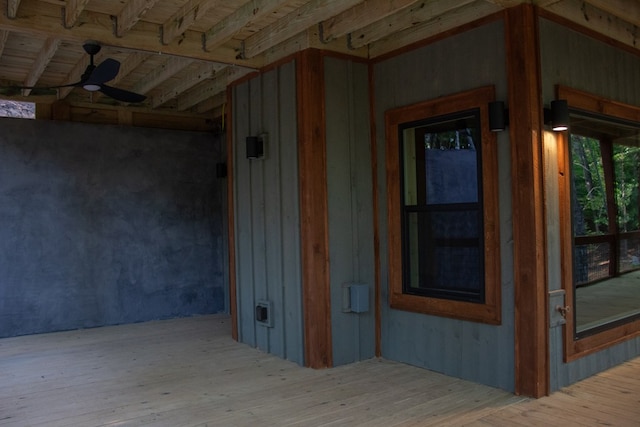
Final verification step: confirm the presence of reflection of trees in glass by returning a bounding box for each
[424,129,476,151]
[614,144,640,233]
[571,136,607,235]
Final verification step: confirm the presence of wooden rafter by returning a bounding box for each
[584,0,640,27]
[132,56,194,95]
[241,0,362,59]
[64,0,91,28]
[202,0,292,52]
[319,0,417,43]
[161,0,221,45]
[7,0,22,18]
[348,0,476,49]
[0,7,261,67]
[22,37,61,96]
[151,61,226,108]
[116,0,161,37]
[176,66,252,110]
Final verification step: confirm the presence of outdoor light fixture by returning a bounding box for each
[544,99,569,131]
[488,101,509,132]
[246,135,264,159]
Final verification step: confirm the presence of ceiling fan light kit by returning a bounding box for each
[2,41,146,103]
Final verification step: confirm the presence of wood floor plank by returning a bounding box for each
[1,315,639,426]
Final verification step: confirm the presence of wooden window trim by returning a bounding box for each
[558,85,640,362]
[385,85,501,324]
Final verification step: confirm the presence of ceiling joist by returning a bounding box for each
[7,0,22,19]
[162,0,221,45]
[64,0,91,28]
[116,0,162,37]
[152,62,227,108]
[22,38,61,96]
[319,0,417,43]
[0,30,8,58]
[241,0,363,58]
[203,0,293,52]
[133,56,194,95]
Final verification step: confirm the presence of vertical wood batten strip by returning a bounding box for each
[505,4,549,397]
[297,49,332,368]
[226,85,238,341]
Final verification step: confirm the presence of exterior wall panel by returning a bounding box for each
[325,57,376,365]
[231,61,304,364]
[373,21,515,391]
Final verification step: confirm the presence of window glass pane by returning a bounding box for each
[569,112,640,335]
[400,111,484,303]
[570,136,608,236]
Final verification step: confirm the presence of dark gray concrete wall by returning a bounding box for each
[0,118,226,338]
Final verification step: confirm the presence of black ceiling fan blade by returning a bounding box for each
[85,58,120,86]
[99,84,146,103]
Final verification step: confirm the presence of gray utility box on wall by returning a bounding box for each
[342,283,369,313]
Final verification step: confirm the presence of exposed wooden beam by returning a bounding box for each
[7,0,22,19]
[161,0,221,45]
[64,0,90,28]
[132,56,194,95]
[176,66,252,111]
[203,0,291,52]
[319,0,417,43]
[241,0,362,59]
[116,0,161,37]
[349,0,476,50]
[584,0,640,27]
[151,61,226,108]
[545,0,640,50]
[368,0,500,57]
[0,2,261,68]
[22,37,61,96]
[0,30,8,58]
[193,91,225,114]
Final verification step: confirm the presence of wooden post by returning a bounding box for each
[505,4,549,397]
[296,49,333,368]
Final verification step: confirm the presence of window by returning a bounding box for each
[0,100,35,119]
[385,86,501,324]
[558,86,640,360]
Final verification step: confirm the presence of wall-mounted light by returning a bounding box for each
[488,101,509,132]
[246,135,264,159]
[544,99,569,131]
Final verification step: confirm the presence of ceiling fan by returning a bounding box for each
[4,41,146,103]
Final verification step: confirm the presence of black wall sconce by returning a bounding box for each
[489,101,509,132]
[544,99,569,131]
[246,135,264,159]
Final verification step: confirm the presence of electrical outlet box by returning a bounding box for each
[349,283,369,313]
[255,300,273,327]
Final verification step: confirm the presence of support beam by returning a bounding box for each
[132,56,194,95]
[505,3,549,398]
[161,0,220,45]
[368,1,500,58]
[176,66,252,111]
[319,0,417,43]
[241,0,362,59]
[348,0,476,50]
[203,0,291,51]
[297,49,332,369]
[0,3,261,67]
[116,0,161,37]
[64,0,90,28]
[152,61,226,108]
[22,37,61,96]
[7,0,22,19]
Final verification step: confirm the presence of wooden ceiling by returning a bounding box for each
[0,0,639,127]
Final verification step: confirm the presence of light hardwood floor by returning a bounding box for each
[1,315,639,426]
